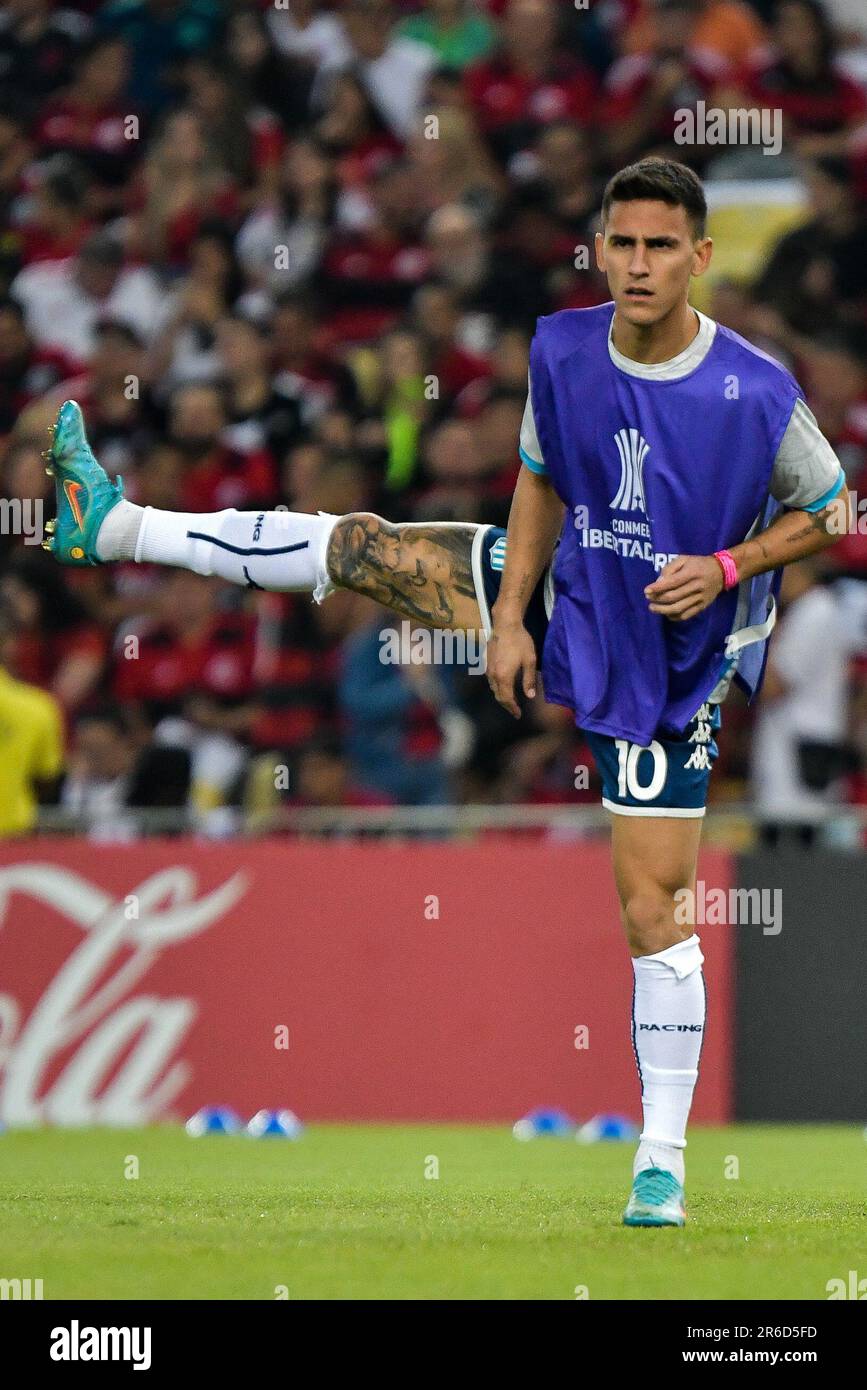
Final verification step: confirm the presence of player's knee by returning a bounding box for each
[326,512,383,587]
[622,888,682,954]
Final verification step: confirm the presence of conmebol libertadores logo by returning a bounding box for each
[611,428,649,514]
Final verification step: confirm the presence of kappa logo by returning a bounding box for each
[489,536,507,571]
[611,428,649,514]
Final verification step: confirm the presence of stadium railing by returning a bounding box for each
[26,803,867,848]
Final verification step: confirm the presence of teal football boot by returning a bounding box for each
[622,1167,686,1227]
[41,399,124,565]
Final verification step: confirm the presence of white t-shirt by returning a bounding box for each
[823,0,867,42]
[751,585,855,819]
[317,37,437,139]
[11,259,170,361]
[519,309,845,514]
[267,9,352,67]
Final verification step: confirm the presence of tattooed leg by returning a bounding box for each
[326,513,484,630]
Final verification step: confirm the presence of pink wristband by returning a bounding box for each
[713,549,738,591]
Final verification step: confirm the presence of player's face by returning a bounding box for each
[595,201,712,328]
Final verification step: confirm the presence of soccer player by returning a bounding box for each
[41,158,848,1226]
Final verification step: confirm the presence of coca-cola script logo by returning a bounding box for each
[0,863,247,1127]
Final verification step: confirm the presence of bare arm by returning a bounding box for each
[644,486,850,621]
[488,466,565,717]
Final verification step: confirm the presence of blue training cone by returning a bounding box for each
[513,1106,576,1140]
[185,1106,243,1137]
[246,1109,304,1139]
[576,1113,639,1143]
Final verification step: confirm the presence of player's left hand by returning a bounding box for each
[644,555,724,621]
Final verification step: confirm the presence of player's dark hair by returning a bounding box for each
[602,159,708,239]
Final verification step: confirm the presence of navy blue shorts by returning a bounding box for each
[472,525,552,658]
[472,525,721,817]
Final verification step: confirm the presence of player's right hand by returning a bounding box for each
[486,620,537,719]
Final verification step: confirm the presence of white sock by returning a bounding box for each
[94,498,146,562]
[98,503,339,600]
[631,933,706,1186]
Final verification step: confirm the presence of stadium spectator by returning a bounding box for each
[601,0,731,168]
[11,228,168,362]
[751,156,867,335]
[338,598,452,806]
[742,0,867,158]
[13,154,94,268]
[464,0,598,170]
[409,279,493,404]
[216,311,305,466]
[0,437,53,565]
[312,69,403,213]
[147,221,247,389]
[424,202,547,350]
[1,548,105,717]
[412,414,494,522]
[290,733,390,806]
[0,99,32,259]
[406,105,506,227]
[752,557,859,843]
[492,698,598,807]
[163,381,277,513]
[225,9,315,146]
[357,325,439,493]
[521,121,599,247]
[316,155,432,345]
[270,289,362,422]
[267,0,352,70]
[180,52,283,194]
[316,0,437,141]
[33,35,137,215]
[246,589,345,767]
[397,0,497,71]
[97,0,224,114]
[798,328,867,479]
[623,0,767,68]
[0,297,74,434]
[0,0,83,110]
[129,108,239,270]
[60,700,190,839]
[0,596,64,837]
[53,316,158,478]
[236,137,338,294]
[112,567,255,817]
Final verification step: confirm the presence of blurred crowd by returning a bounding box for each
[2,0,867,838]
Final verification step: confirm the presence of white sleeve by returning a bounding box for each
[769,398,846,511]
[519,371,547,474]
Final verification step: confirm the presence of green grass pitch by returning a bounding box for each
[0,1125,863,1300]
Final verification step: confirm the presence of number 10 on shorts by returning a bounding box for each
[614,738,668,801]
